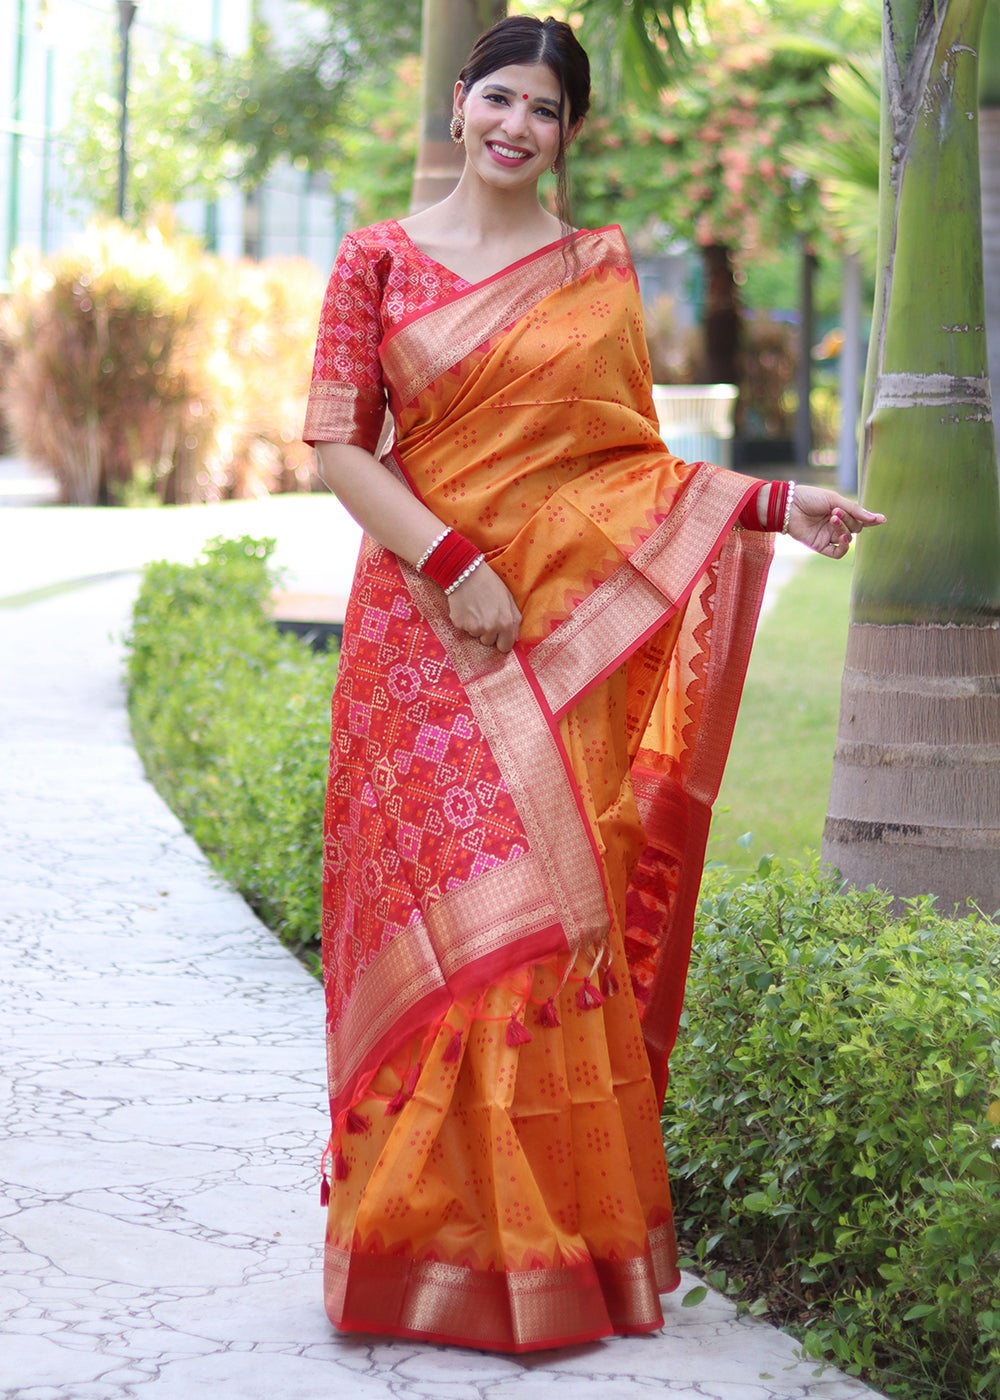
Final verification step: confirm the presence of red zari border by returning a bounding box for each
[637,526,773,1100]
[325,1222,677,1353]
[380,227,634,411]
[527,465,763,719]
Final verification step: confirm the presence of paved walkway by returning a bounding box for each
[0,470,881,1400]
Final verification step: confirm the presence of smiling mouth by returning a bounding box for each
[487,142,533,161]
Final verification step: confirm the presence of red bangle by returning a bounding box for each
[420,529,482,590]
[738,481,788,532]
[767,481,789,532]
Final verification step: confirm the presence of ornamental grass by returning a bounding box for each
[1,223,323,505]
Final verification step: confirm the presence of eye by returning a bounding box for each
[484,93,509,106]
[535,107,559,120]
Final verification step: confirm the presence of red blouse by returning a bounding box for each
[304,219,470,452]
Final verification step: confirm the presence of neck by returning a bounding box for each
[437,171,558,243]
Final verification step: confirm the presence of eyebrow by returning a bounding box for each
[484,83,560,110]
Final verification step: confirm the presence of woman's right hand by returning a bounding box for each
[446,562,522,653]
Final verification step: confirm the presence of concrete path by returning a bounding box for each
[0,476,879,1400]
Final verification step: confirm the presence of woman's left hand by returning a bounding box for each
[787,484,886,558]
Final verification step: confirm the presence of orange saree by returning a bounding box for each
[304,223,772,1352]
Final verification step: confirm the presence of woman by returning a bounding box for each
[304,14,883,1353]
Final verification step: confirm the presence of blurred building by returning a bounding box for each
[0,0,343,285]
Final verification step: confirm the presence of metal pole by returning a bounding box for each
[204,0,221,250]
[41,14,55,255]
[116,0,138,221]
[4,0,27,278]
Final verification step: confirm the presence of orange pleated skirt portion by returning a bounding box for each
[322,667,681,1352]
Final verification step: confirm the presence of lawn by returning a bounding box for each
[707,550,852,870]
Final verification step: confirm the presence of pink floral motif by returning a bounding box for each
[444,786,477,829]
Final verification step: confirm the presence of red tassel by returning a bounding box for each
[576,979,605,1010]
[538,997,561,1028]
[505,1014,533,1047]
[333,1147,349,1181]
[319,1174,331,1207]
[442,1029,463,1063]
[602,968,620,997]
[345,1108,369,1135]
[385,1088,407,1116]
[404,1063,422,1096]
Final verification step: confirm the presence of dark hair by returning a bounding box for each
[457,15,591,228]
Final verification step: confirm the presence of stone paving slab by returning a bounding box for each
[0,508,879,1399]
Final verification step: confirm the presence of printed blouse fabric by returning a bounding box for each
[304,220,470,452]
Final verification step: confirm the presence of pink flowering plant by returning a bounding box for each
[573,2,830,260]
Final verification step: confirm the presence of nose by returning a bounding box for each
[501,99,531,138]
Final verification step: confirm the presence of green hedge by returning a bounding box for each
[126,536,335,965]
[127,540,1000,1396]
[667,859,1000,1398]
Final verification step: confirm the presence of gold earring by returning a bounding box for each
[450,116,464,145]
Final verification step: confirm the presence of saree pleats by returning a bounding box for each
[314,226,772,1350]
[325,666,678,1350]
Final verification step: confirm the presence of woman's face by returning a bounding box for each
[455,62,567,189]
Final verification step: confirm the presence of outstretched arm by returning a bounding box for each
[786,483,886,558]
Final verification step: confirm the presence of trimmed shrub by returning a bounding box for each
[125,535,336,961]
[666,858,1000,1399]
[1,223,324,505]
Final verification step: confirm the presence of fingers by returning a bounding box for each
[833,507,884,533]
[447,564,521,652]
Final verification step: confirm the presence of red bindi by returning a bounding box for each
[522,93,529,99]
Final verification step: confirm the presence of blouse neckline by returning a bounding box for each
[388,218,588,291]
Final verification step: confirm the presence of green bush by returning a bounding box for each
[666,858,1000,1398]
[126,536,336,962]
[1,223,323,505]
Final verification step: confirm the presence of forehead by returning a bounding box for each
[472,62,561,104]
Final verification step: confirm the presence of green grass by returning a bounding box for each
[708,552,852,869]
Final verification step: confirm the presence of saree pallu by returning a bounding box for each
[315,226,772,1351]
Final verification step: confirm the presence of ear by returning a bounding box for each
[563,119,584,151]
[453,80,466,119]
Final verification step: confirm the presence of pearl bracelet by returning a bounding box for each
[415,528,451,574]
[781,480,796,535]
[444,553,486,595]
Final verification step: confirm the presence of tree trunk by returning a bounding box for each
[838,252,862,494]
[979,2,1000,393]
[701,243,740,386]
[823,624,1000,913]
[823,0,1000,914]
[980,106,1000,388]
[410,0,506,213]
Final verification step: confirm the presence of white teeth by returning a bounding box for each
[490,144,529,159]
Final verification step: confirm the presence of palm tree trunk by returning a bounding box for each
[823,0,1000,914]
[979,0,1000,391]
[410,0,505,212]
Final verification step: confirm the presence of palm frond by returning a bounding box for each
[575,0,694,100]
[788,54,881,272]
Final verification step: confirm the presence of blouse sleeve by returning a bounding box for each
[303,231,387,452]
